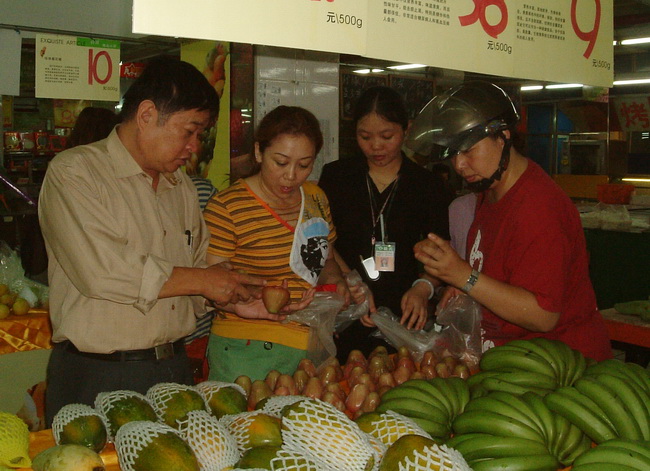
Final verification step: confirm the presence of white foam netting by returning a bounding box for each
[94,390,156,441]
[257,395,305,418]
[281,398,378,471]
[51,403,107,446]
[219,410,280,454]
[270,446,328,471]
[365,411,431,447]
[396,443,472,471]
[114,420,193,471]
[195,380,247,399]
[146,382,208,427]
[364,432,388,466]
[176,410,240,471]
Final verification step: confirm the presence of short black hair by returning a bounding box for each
[119,56,219,124]
[255,106,323,155]
[353,86,409,131]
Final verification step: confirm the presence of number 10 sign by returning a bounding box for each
[36,33,120,102]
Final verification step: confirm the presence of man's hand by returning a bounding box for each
[414,233,471,289]
[203,264,265,306]
[400,284,430,330]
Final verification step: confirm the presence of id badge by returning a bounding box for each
[374,242,396,272]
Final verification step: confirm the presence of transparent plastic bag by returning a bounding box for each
[285,291,345,369]
[0,240,49,307]
[334,270,371,334]
[371,294,482,370]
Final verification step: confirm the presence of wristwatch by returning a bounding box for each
[461,269,480,294]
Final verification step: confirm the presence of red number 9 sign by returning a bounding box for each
[571,0,601,59]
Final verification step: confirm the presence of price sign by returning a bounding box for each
[35,34,120,101]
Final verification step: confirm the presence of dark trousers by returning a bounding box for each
[45,342,193,427]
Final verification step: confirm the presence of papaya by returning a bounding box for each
[235,445,281,469]
[354,411,382,434]
[379,434,436,471]
[160,389,206,428]
[206,386,247,418]
[245,414,283,449]
[32,444,105,471]
[58,414,108,453]
[132,431,200,471]
[104,396,158,437]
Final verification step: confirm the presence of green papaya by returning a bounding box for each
[32,444,105,471]
[133,431,200,471]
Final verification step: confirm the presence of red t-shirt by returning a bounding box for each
[466,160,611,361]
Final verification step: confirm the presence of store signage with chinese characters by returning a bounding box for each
[133,0,613,87]
[613,96,650,132]
[120,62,146,79]
[35,34,120,101]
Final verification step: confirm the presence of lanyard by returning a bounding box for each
[366,173,399,245]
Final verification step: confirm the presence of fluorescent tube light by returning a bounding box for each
[386,64,427,70]
[622,177,650,183]
[371,69,384,73]
[521,85,543,91]
[613,78,650,86]
[620,37,650,45]
[545,83,583,89]
[353,69,371,74]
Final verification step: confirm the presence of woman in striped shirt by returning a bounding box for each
[203,106,351,382]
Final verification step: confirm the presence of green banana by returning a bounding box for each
[599,438,650,459]
[521,392,556,445]
[376,397,448,426]
[567,347,587,386]
[466,392,545,439]
[467,370,502,388]
[549,412,572,458]
[535,338,567,385]
[452,409,545,443]
[445,432,486,449]
[379,383,448,417]
[445,377,470,415]
[430,378,460,417]
[552,340,577,387]
[573,443,650,469]
[495,370,558,390]
[470,454,560,471]
[404,415,451,438]
[480,349,556,378]
[559,433,592,466]
[625,362,650,395]
[421,378,455,417]
[553,384,615,429]
[555,421,586,465]
[506,339,560,376]
[572,464,640,471]
[596,373,650,440]
[453,434,550,462]
[575,377,643,440]
[614,300,650,316]
[481,376,552,397]
[544,389,617,443]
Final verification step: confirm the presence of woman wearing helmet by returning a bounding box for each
[410,81,611,362]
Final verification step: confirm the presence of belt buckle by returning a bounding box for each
[154,342,174,360]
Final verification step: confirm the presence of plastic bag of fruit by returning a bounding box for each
[0,240,49,309]
[334,270,371,333]
[434,294,482,372]
[285,291,345,369]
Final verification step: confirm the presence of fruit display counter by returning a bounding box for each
[3,339,650,471]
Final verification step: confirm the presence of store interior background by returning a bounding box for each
[2,0,650,282]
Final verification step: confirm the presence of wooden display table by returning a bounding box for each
[20,430,120,471]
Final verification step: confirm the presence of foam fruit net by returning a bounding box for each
[281,398,378,471]
[94,390,155,441]
[256,395,305,418]
[51,403,106,445]
[366,410,430,447]
[114,420,181,471]
[146,382,207,424]
[397,443,472,471]
[176,410,239,471]
[0,411,31,468]
[219,410,274,454]
[195,380,247,401]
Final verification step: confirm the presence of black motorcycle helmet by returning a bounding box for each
[404,81,520,191]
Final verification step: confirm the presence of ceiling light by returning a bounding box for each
[521,85,543,91]
[613,78,650,86]
[353,69,371,74]
[545,83,583,89]
[620,37,650,45]
[622,177,650,183]
[386,64,427,70]
[371,68,384,73]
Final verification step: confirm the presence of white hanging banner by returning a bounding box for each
[35,33,120,101]
[132,0,613,88]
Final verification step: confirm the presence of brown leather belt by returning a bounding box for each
[61,339,185,362]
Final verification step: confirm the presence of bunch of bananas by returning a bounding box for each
[544,359,650,444]
[468,338,588,398]
[448,390,591,470]
[375,378,469,442]
[572,438,650,470]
